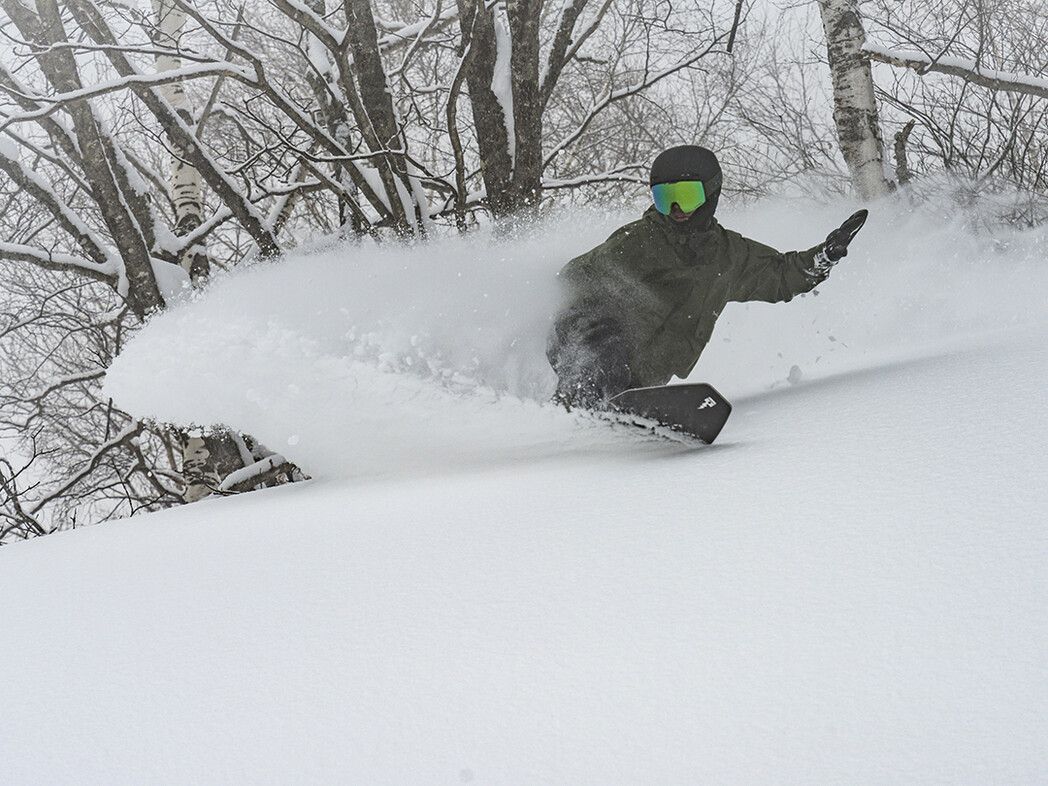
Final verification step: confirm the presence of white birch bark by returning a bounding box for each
[181,433,221,503]
[817,0,892,199]
[153,0,217,499]
[153,0,209,279]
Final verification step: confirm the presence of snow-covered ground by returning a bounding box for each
[2,198,1047,783]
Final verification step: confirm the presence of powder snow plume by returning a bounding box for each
[103,210,632,479]
[103,199,1048,480]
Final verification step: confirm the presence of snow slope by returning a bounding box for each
[2,199,1048,784]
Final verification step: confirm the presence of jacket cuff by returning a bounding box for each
[804,246,836,280]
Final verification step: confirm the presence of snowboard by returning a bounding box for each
[608,383,732,444]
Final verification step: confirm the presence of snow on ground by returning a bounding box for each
[2,197,1048,783]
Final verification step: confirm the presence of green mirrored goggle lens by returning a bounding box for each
[652,180,707,215]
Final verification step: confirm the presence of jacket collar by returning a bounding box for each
[643,206,720,242]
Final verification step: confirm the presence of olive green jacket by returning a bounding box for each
[554,207,826,387]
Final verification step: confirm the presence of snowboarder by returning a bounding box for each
[547,145,867,408]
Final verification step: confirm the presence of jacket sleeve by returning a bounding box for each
[725,230,827,304]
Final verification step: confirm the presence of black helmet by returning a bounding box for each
[650,145,723,193]
[650,145,723,231]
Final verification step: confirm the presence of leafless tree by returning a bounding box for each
[11,0,1043,540]
[0,0,308,536]
[860,0,1048,223]
[0,268,183,540]
[0,0,747,539]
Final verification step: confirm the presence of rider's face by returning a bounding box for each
[669,203,696,222]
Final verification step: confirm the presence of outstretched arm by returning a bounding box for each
[728,209,869,303]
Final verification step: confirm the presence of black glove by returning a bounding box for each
[808,209,868,278]
[823,209,868,262]
[548,308,632,410]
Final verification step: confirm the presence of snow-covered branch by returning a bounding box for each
[376,6,458,51]
[176,0,403,228]
[0,64,85,175]
[217,453,293,493]
[0,242,119,286]
[67,0,282,259]
[0,145,118,274]
[385,0,450,77]
[864,43,1048,101]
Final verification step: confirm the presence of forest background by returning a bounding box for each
[2,0,1047,540]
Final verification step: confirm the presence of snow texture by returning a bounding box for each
[3,198,1048,783]
[149,257,192,302]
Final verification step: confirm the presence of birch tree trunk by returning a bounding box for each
[817,0,893,199]
[180,432,248,503]
[153,0,250,501]
[152,0,210,281]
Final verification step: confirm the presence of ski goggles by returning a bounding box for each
[652,180,707,215]
[649,177,725,215]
